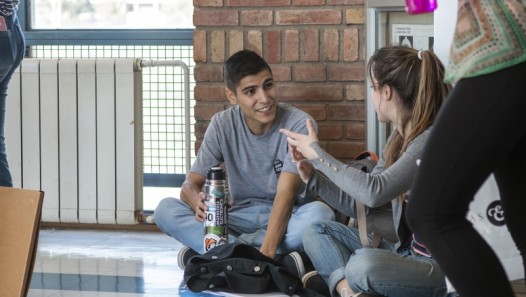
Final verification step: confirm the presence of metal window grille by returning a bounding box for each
[29,45,196,187]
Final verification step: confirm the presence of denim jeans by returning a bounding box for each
[154,197,335,254]
[0,13,25,187]
[303,220,451,297]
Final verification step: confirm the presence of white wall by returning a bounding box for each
[433,0,458,64]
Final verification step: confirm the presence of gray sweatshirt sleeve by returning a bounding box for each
[306,129,430,212]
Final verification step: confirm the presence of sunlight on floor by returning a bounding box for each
[143,187,181,211]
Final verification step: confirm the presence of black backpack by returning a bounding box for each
[183,243,324,296]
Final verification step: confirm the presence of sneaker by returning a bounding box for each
[302,271,330,297]
[277,251,306,278]
[177,246,199,270]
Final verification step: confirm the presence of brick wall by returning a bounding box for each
[193,0,367,161]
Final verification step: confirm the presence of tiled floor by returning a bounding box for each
[27,228,216,297]
[27,228,292,297]
[27,227,525,297]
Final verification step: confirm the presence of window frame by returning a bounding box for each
[18,0,193,46]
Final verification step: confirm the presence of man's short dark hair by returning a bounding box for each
[224,50,273,93]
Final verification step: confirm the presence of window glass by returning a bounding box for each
[32,0,194,29]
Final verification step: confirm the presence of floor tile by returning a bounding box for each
[28,228,298,297]
[29,228,183,297]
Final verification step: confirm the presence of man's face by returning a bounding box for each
[225,69,277,135]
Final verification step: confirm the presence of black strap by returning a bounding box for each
[183,243,325,296]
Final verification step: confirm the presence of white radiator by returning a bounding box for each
[5,58,143,224]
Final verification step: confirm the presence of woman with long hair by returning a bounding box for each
[280,46,452,297]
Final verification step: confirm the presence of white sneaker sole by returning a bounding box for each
[288,251,306,278]
[301,270,319,286]
[177,246,190,270]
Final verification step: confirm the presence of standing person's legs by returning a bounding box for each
[407,62,526,297]
[493,135,526,281]
[0,15,25,187]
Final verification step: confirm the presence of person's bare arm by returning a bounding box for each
[259,171,302,259]
[180,172,207,221]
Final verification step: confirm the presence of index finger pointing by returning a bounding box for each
[306,119,315,137]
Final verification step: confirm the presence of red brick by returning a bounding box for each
[318,123,343,140]
[293,104,327,120]
[193,30,207,63]
[194,10,238,26]
[317,141,329,152]
[195,122,209,139]
[194,103,226,120]
[211,31,226,62]
[302,29,319,61]
[194,85,228,102]
[327,102,365,121]
[284,30,299,62]
[293,64,326,82]
[227,0,290,6]
[293,0,326,5]
[345,7,364,24]
[265,31,281,63]
[270,64,291,81]
[194,140,203,154]
[276,9,341,25]
[194,0,223,7]
[345,122,366,140]
[327,0,364,4]
[279,84,342,101]
[343,28,359,62]
[327,141,365,159]
[345,83,365,101]
[323,29,339,61]
[240,10,273,26]
[193,0,370,165]
[194,65,224,82]
[247,30,263,56]
[328,63,364,81]
[229,30,244,56]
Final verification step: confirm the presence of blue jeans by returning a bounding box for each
[303,220,451,297]
[0,13,25,187]
[154,197,335,254]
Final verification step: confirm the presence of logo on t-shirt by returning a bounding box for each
[273,159,283,177]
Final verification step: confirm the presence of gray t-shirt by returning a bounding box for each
[191,103,317,207]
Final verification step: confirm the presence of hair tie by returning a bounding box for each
[417,50,423,60]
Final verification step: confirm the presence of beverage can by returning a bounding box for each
[203,167,228,252]
[405,0,437,14]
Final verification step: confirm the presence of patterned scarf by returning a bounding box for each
[0,0,20,16]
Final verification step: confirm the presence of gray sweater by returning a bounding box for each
[306,128,431,250]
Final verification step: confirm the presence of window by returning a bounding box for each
[31,0,193,29]
[18,0,195,210]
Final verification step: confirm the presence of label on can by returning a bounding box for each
[204,186,228,252]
